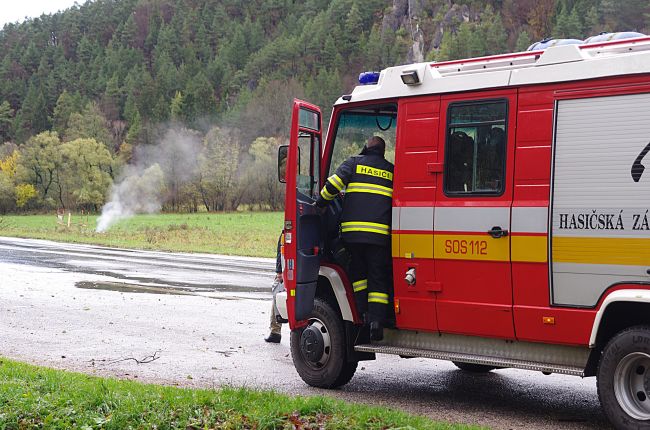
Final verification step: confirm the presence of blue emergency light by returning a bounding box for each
[358,71,380,85]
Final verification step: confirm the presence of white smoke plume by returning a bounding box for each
[96,127,202,232]
[96,164,165,232]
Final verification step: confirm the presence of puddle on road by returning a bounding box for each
[75,281,268,301]
[76,281,197,295]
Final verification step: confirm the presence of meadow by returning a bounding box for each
[0,212,283,257]
[0,359,480,430]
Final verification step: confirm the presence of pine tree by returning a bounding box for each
[101,73,123,121]
[52,91,83,135]
[553,4,583,39]
[515,31,532,52]
[16,81,49,141]
[482,5,508,55]
[0,101,15,143]
[170,91,184,122]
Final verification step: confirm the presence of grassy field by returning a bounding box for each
[0,358,478,430]
[0,212,283,257]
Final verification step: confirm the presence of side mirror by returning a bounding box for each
[278,145,289,183]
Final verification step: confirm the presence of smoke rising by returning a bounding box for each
[96,127,202,232]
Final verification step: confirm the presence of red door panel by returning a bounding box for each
[284,99,322,328]
[392,96,441,333]
[434,90,517,339]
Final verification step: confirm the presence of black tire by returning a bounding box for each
[597,325,650,430]
[452,361,497,373]
[333,359,358,387]
[290,297,358,388]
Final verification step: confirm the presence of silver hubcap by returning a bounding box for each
[304,318,331,368]
[614,352,650,420]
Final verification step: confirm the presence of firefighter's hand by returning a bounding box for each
[311,201,327,214]
[274,273,283,283]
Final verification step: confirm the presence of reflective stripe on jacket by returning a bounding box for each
[316,145,393,246]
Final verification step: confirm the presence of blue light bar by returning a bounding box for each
[359,71,380,85]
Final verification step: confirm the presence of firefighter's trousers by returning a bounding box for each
[347,243,392,325]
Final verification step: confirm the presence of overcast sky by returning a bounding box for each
[1,0,81,27]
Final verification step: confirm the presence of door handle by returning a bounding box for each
[487,226,508,239]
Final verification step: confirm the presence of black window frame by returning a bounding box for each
[443,98,509,197]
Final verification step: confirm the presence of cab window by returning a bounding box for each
[328,104,397,177]
[444,100,507,195]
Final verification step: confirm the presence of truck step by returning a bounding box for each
[354,344,585,376]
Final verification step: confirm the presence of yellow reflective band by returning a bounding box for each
[320,187,335,201]
[352,279,368,292]
[368,292,389,305]
[346,182,393,198]
[356,164,393,181]
[341,221,390,235]
[327,174,345,192]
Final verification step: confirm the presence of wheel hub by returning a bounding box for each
[300,325,324,363]
[614,352,650,420]
[299,318,332,368]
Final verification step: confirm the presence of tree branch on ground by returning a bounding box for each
[87,350,162,366]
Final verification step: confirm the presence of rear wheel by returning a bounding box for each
[452,361,497,373]
[290,297,358,388]
[598,326,650,429]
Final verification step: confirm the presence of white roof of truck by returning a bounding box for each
[336,36,650,104]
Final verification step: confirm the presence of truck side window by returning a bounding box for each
[297,132,320,199]
[444,100,507,195]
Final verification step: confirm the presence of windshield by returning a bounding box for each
[327,104,397,175]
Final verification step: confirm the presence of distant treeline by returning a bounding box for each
[0,0,647,213]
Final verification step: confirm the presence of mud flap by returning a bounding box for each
[294,281,317,321]
[346,321,376,362]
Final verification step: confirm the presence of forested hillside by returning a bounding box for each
[0,0,647,215]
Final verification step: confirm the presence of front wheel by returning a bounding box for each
[290,297,357,388]
[597,326,650,429]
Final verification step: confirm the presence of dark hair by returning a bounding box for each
[367,136,386,154]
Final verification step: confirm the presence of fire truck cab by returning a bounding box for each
[277,34,650,429]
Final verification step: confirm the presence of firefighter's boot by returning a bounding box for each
[265,332,281,343]
[370,320,383,341]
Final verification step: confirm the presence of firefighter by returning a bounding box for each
[315,135,393,341]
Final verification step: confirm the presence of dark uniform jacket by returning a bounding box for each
[275,233,282,274]
[316,145,394,247]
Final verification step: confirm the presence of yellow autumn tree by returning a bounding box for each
[0,150,19,178]
[15,183,37,208]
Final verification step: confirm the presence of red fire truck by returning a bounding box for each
[276,33,650,429]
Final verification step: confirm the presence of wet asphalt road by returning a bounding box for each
[0,237,612,429]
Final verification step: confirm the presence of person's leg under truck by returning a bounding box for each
[347,243,369,316]
[366,244,392,325]
[269,300,282,335]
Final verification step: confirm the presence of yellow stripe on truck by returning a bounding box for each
[398,233,433,259]
[396,233,510,262]
[434,234,510,262]
[512,235,547,263]
[391,234,400,258]
[552,236,650,266]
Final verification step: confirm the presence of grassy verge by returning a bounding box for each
[0,359,477,430]
[0,212,283,257]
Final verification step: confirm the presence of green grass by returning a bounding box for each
[0,212,283,257]
[0,358,478,430]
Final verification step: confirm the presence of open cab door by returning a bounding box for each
[280,100,322,328]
